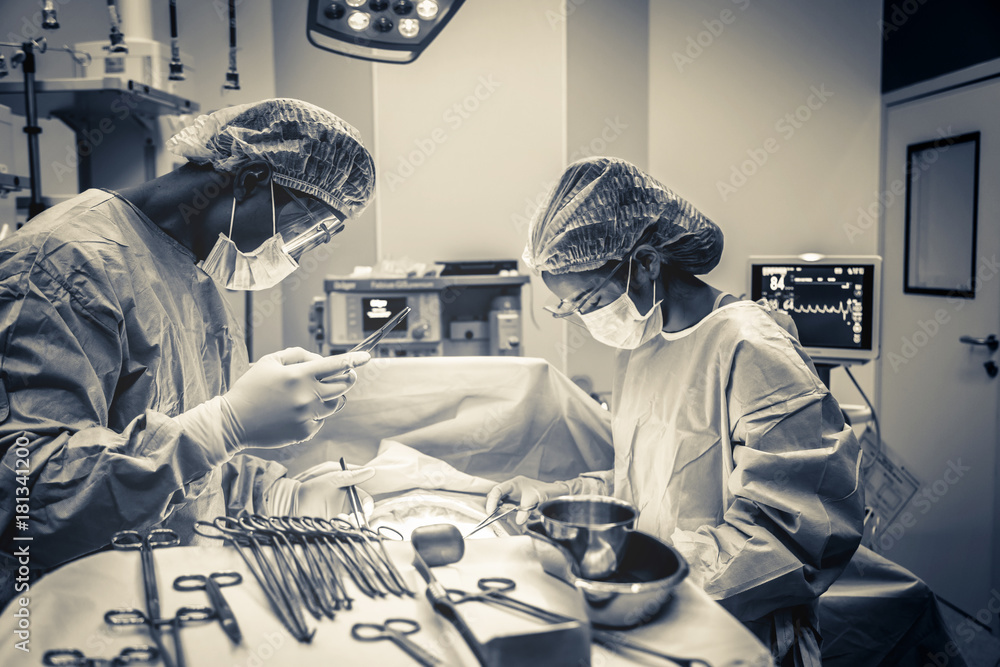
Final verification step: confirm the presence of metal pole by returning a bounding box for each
[20,41,44,220]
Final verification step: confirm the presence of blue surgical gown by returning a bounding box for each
[575,300,865,665]
[0,190,287,606]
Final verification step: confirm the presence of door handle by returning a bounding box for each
[960,334,999,352]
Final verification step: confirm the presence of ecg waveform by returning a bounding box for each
[789,299,856,322]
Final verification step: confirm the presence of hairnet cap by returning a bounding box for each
[523,157,723,276]
[167,98,375,218]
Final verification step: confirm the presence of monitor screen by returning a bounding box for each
[362,296,409,335]
[748,255,882,364]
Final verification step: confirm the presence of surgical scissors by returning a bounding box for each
[351,618,442,666]
[173,571,243,644]
[43,645,158,667]
[447,578,715,667]
[446,577,570,624]
[105,607,214,667]
[110,529,179,667]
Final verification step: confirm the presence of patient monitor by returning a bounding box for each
[748,254,883,368]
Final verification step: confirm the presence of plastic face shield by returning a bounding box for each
[276,183,347,260]
[544,255,629,319]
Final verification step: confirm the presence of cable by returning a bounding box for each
[843,365,881,474]
[525,279,540,331]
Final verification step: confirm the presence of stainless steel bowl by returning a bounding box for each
[538,495,637,579]
[528,522,689,628]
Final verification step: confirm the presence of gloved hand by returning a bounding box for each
[265,466,375,518]
[485,476,571,525]
[173,348,370,454]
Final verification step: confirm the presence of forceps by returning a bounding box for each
[463,502,536,539]
[43,645,158,667]
[105,607,215,667]
[447,579,714,667]
[110,529,179,667]
[351,618,442,666]
[173,571,243,644]
[350,306,411,353]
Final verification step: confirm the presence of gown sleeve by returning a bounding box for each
[669,335,865,624]
[0,248,285,570]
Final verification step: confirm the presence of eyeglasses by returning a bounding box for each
[275,183,347,260]
[543,255,630,319]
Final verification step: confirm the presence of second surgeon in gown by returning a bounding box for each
[0,99,377,607]
[487,157,865,666]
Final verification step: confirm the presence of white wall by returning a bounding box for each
[372,0,568,365]
[648,0,884,403]
[563,0,649,397]
[269,0,378,355]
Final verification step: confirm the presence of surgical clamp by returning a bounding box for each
[110,529,179,667]
[173,571,243,644]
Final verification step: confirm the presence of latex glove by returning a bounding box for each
[265,467,375,518]
[174,348,370,454]
[485,476,571,525]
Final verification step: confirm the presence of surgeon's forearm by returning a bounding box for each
[0,411,234,568]
[170,395,242,462]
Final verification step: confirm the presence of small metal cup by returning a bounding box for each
[538,495,637,579]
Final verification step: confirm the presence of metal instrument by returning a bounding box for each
[340,456,370,530]
[105,607,215,667]
[173,572,243,644]
[224,0,240,89]
[43,646,158,667]
[448,577,716,666]
[412,548,491,667]
[463,501,536,539]
[446,577,569,624]
[105,0,127,53]
[110,529,179,667]
[167,0,184,80]
[351,618,443,666]
[350,305,411,353]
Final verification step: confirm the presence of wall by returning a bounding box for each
[370,0,568,365]
[563,0,649,397]
[648,0,884,404]
[269,0,378,355]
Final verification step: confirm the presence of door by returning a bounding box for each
[879,77,1000,626]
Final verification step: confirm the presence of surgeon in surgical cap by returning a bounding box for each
[0,99,377,608]
[487,157,865,667]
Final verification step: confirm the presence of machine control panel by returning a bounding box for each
[323,274,528,358]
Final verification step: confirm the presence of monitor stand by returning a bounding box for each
[814,362,837,390]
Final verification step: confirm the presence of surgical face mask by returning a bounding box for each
[201,181,299,291]
[578,256,663,349]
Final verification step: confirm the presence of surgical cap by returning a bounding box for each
[523,157,723,275]
[167,98,375,218]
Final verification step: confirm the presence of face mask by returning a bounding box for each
[579,255,663,349]
[201,181,299,291]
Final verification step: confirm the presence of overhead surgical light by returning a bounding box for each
[307,0,465,64]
